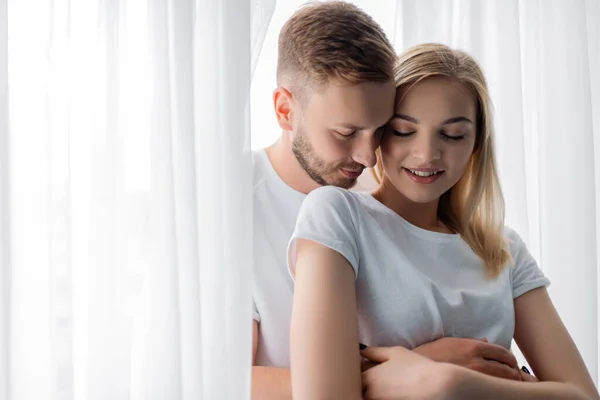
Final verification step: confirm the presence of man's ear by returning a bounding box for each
[273,87,295,131]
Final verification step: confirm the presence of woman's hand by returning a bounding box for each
[520,368,539,382]
[361,346,455,400]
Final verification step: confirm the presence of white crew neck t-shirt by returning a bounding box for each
[252,149,374,367]
[288,186,550,350]
[252,149,306,367]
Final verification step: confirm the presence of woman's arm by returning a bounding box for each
[448,365,592,400]
[453,287,598,399]
[511,287,598,399]
[360,347,590,400]
[290,238,362,400]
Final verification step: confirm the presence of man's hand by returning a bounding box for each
[412,337,522,381]
[361,346,455,400]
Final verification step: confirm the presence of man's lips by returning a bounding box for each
[340,168,363,179]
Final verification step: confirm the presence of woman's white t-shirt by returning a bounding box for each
[288,186,550,350]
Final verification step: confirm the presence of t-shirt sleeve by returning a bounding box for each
[506,228,551,299]
[287,186,360,279]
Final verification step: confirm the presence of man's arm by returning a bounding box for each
[411,337,521,380]
[251,320,292,400]
[252,323,522,399]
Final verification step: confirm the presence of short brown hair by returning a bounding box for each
[277,1,396,93]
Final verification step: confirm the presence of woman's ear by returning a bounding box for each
[273,87,294,131]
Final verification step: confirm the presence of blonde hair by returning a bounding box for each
[277,1,395,97]
[373,43,511,278]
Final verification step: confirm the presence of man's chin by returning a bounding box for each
[325,177,357,189]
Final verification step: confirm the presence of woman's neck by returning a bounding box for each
[371,178,451,234]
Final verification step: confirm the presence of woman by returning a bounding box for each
[288,43,599,400]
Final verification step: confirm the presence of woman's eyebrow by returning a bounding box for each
[391,113,472,125]
[441,116,472,125]
[392,113,418,123]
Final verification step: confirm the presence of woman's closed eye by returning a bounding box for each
[440,130,466,142]
[390,129,467,141]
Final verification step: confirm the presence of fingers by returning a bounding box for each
[520,369,539,382]
[478,342,518,369]
[473,360,522,381]
[361,359,379,372]
[360,346,393,363]
[360,359,389,392]
[361,363,379,391]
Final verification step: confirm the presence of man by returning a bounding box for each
[251,2,523,398]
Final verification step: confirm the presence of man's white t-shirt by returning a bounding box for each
[288,186,550,350]
[252,149,305,367]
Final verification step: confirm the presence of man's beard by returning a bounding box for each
[291,126,364,189]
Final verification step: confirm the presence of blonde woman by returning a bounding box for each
[288,43,599,400]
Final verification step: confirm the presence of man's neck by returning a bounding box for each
[265,133,321,195]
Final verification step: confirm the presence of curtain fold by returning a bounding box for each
[195,0,253,398]
[0,0,9,397]
[0,0,267,398]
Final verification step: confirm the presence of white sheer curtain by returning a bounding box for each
[0,0,273,399]
[250,0,600,386]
